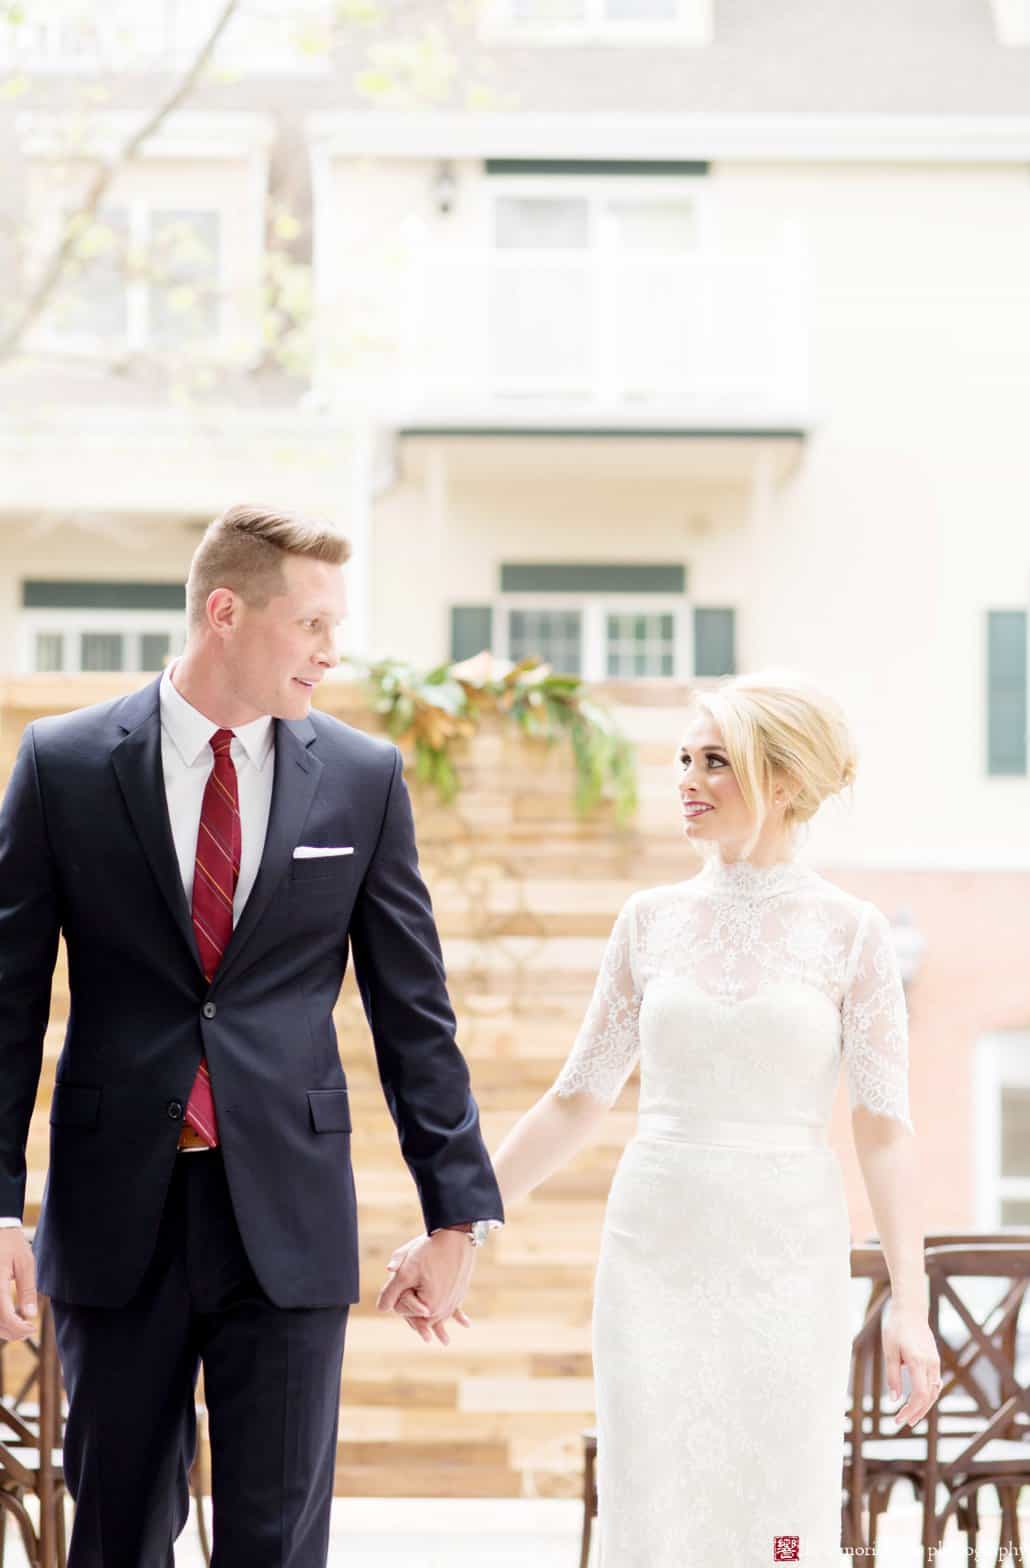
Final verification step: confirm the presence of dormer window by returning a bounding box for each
[481,0,712,45]
[0,1,332,73]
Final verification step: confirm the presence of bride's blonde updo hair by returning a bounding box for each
[684,668,858,858]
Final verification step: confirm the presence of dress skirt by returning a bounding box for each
[591,1117,853,1568]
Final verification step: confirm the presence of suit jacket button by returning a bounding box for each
[202,1002,216,1019]
[167,1100,184,1120]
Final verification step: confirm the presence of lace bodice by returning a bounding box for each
[552,852,914,1134]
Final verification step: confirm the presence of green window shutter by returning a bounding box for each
[694,608,736,678]
[450,606,493,663]
[987,610,1028,776]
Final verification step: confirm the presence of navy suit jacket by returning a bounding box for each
[0,674,503,1308]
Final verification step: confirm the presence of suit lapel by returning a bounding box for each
[110,675,203,977]
[210,715,322,990]
[110,677,323,990]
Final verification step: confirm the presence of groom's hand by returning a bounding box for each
[0,1228,37,1342]
[376,1230,476,1346]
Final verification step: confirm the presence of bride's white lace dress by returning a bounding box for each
[553,853,914,1567]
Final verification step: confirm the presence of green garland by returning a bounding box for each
[343,651,638,826]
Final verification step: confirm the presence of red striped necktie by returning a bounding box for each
[184,727,241,1147]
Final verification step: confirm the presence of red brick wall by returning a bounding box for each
[826,868,1030,1238]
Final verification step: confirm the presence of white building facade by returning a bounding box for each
[3,0,1030,1227]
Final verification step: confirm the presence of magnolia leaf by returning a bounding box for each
[362,654,637,822]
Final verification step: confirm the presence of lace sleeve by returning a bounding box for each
[552,896,642,1108]
[841,902,915,1133]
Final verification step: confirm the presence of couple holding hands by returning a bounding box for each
[0,502,939,1567]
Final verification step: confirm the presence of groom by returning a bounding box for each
[0,503,504,1565]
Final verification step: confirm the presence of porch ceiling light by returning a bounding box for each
[433,159,457,216]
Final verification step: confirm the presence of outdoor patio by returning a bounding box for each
[1,1491,1028,1567]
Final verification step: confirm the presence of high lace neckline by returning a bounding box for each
[693,853,815,901]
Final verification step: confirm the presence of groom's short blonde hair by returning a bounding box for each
[186,503,350,630]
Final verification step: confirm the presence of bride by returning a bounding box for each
[380,668,942,1565]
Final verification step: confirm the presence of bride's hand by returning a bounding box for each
[883,1303,942,1428]
[381,1234,474,1346]
[404,1303,472,1346]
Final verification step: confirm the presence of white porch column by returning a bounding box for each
[425,445,449,666]
[341,418,372,665]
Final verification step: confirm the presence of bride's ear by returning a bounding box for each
[771,773,798,810]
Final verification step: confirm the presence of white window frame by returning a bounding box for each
[30,199,228,358]
[496,593,689,681]
[485,174,711,404]
[18,609,187,675]
[488,173,712,260]
[973,1031,1030,1228]
[479,0,713,46]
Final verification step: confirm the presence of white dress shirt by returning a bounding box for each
[0,664,276,1229]
[158,658,275,926]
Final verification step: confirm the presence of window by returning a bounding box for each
[20,581,186,674]
[509,608,584,675]
[80,633,125,672]
[974,1033,1030,1228]
[999,1085,1030,1223]
[986,609,1027,776]
[43,204,223,352]
[34,632,64,673]
[495,195,590,249]
[59,208,130,338]
[0,13,103,68]
[0,1,333,73]
[989,0,1030,46]
[146,211,221,345]
[500,596,689,678]
[23,622,183,674]
[448,564,733,682]
[491,194,592,394]
[606,612,675,677]
[487,176,706,404]
[141,632,173,669]
[43,204,222,352]
[482,0,712,43]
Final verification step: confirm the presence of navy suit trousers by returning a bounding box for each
[51,1148,349,1568]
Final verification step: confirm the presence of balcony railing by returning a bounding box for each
[0,3,331,74]
[371,236,810,428]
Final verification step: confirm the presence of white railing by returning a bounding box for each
[0,2,331,74]
[387,235,810,426]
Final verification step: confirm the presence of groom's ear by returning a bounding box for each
[206,586,243,637]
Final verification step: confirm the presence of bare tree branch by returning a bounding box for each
[0,0,242,363]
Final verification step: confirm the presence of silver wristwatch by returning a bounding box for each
[434,1219,499,1247]
[443,1219,495,1248]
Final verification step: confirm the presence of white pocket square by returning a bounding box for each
[293,845,355,859]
